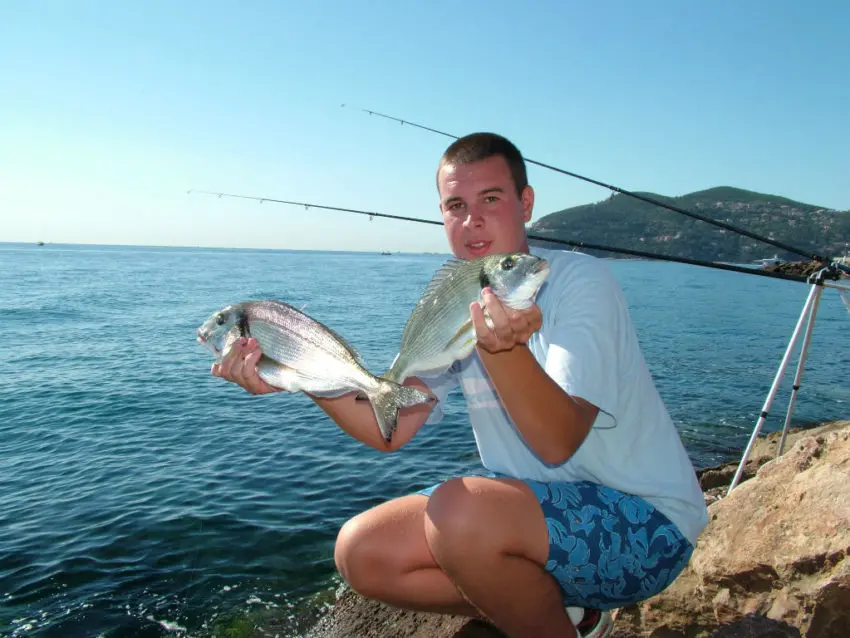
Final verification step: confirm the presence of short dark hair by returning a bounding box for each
[437,132,528,198]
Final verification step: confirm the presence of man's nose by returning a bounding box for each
[462,207,485,228]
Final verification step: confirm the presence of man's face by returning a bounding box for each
[437,155,534,260]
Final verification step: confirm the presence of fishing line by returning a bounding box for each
[187,190,830,285]
[348,105,850,275]
[840,290,850,315]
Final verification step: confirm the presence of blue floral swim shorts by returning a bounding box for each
[419,478,694,610]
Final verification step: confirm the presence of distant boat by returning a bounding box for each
[380,251,392,255]
[754,254,781,266]
[36,241,45,246]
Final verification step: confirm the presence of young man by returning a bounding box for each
[213,133,709,638]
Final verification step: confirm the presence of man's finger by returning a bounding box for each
[240,344,277,394]
[468,302,490,346]
[483,294,515,343]
[469,300,487,332]
[243,348,263,379]
[481,289,509,325]
[217,348,240,379]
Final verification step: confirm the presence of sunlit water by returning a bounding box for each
[1,243,848,637]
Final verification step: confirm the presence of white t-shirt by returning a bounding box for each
[420,247,709,546]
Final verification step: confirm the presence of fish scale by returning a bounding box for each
[247,320,362,389]
[246,302,358,364]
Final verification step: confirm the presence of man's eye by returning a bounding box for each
[485,196,499,203]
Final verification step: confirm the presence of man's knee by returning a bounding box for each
[333,508,417,599]
[425,478,489,561]
[334,515,370,588]
[425,477,549,565]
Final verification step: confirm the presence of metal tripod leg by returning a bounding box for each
[776,285,824,457]
[727,283,822,494]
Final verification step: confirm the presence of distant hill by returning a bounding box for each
[529,186,850,262]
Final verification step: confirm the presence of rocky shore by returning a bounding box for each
[761,260,850,279]
[304,420,850,638]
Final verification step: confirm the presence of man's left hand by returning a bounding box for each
[470,287,543,354]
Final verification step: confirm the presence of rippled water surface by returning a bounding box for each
[2,243,848,637]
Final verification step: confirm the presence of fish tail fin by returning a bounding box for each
[380,368,401,385]
[367,382,437,443]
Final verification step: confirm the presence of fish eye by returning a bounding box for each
[501,257,515,271]
[215,314,226,326]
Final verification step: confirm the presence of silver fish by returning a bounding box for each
[197,300,437,442]
[383,252,550,384]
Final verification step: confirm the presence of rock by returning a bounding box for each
[305,422,850,637]
[615,428,850,637]
[305,587,503,638]
[697,421,849,504]
[761,260,849,279]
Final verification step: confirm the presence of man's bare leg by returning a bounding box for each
[334,493,479,616]
[334,479,578,638]
[424,476,577,638]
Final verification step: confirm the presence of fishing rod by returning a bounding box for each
[351,105,850,276]
[187,189,831,285]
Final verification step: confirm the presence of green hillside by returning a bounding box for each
[529,187,850,262]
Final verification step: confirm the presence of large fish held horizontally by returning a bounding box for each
[197,299,437,442]
[383,252,550,384]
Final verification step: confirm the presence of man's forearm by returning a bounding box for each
[308,377,434,452]
[476,344,597,465]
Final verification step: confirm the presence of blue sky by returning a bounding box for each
[2,1,848,253]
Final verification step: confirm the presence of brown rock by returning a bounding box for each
[305,588,505,638]
[617,429,850,637]
[696,421,849,491]
[761,260,849,279]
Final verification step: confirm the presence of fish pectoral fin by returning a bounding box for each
[256,358,300,392]
[445,318,475,349]
[256,359,354,397]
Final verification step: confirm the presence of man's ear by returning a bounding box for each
[521,185,535,223]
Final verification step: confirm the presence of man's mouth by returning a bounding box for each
[466,240,491,257]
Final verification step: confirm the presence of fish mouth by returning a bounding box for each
[532,258,549,274]
[197,330,220,355]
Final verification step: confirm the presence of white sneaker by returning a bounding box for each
[565,607,614,637]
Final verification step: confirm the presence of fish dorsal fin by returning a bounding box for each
[418,258,473,305]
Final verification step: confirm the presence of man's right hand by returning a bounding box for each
[211,337,281,395]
